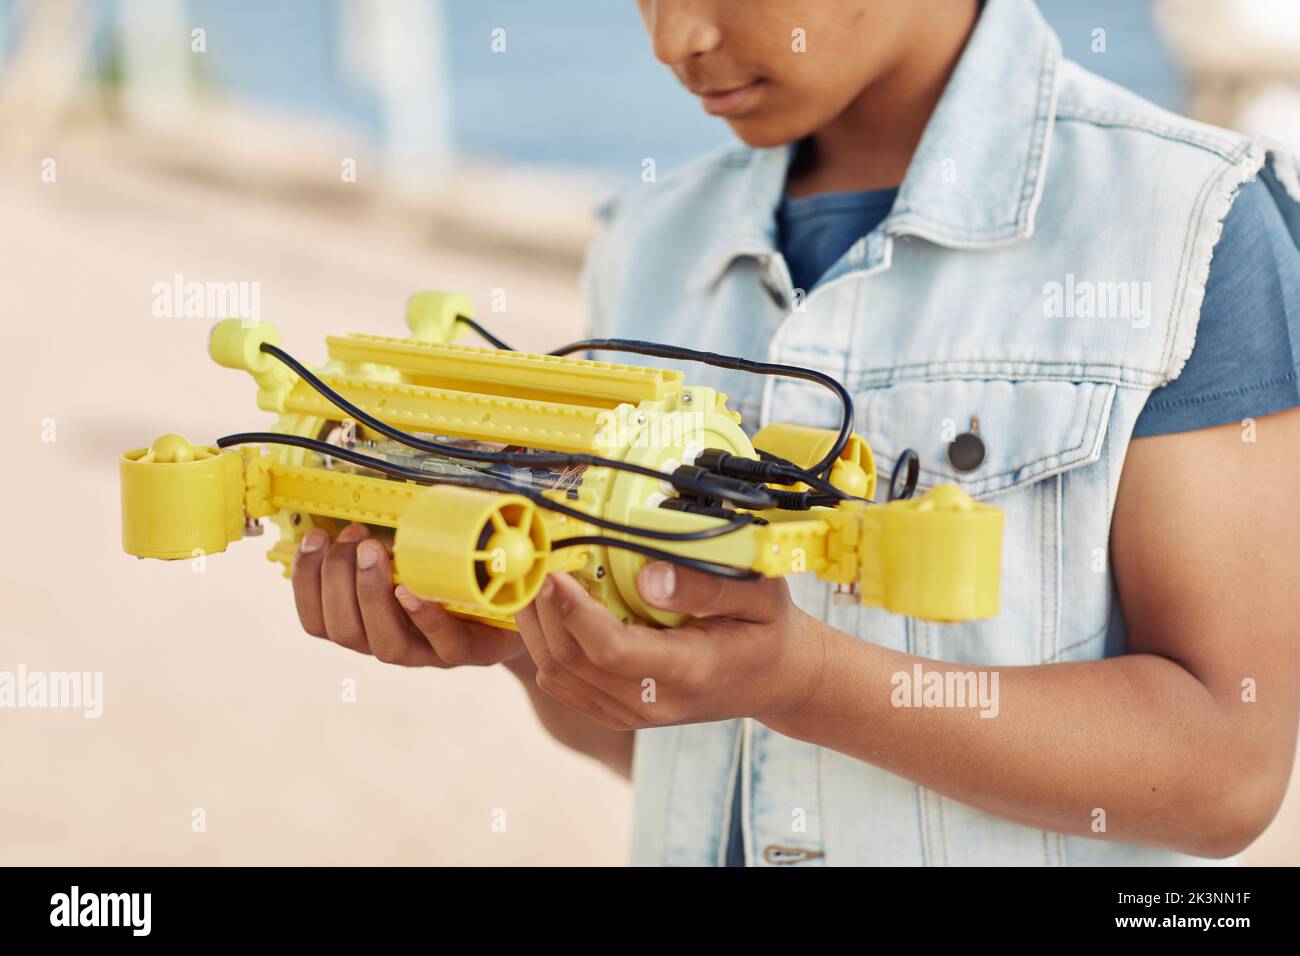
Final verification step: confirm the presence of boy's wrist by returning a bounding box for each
[754,611,840,733]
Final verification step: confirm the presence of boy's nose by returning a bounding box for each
[645,0,724,67]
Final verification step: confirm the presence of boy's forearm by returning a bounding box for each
[761,621,1279,858]
[503,654,634,779]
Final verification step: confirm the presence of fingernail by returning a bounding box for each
[356,539,382,570]
[337,523,369,543]
[642,562,675,603]
[300,530,327,553]
[395,585,421,612]
[539,577,554,599]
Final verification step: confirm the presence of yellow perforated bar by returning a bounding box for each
[264,461,417,528]
[326,334,682,407]
[282,375,609,453]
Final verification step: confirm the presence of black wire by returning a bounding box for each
[258,342,771,509]
[806,494,845,507]
[695,448,857,501]
[757,448,795,465]
[214,431,755,543]
[551,536,760,581]
[442,328,841,486]
[547,338,854,478]
[888,449,920,501]
[457,317,514,351]
[766,464,853,499]
[755,448,849,497]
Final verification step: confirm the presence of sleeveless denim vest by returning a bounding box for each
[581,0,1300,865]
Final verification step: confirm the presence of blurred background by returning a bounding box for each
[1,0,1297,865]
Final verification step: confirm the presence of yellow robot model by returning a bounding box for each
[119,291,1003,630]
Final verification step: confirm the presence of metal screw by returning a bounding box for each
[681,392,693,406]
[832,582,859,605]
[290,513,302,526]
[595,566,606,579]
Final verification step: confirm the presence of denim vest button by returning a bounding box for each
[948,431,987,472]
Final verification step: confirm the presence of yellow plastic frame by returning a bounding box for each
[120,292,1003,629]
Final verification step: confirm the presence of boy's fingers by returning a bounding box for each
[292,529,330,638]
[635,561,783,622]
[320,524,371,653]
[392,586,475,666]
[533,575,595,675]
[514,602,552,669]
[355,540,440,666]
[516,602,649,725]
[544,572,697,684]
[531,575,670,709]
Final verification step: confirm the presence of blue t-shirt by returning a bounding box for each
[774,178,1300,437]
[724,176,1300,867]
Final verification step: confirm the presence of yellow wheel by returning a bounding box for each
[394,486,550,613]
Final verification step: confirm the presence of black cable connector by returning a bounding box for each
[693,448,774,482]
[764,489,818,511]
[694,448,853,501]
[657,498,740,520]
[670,465,775,510]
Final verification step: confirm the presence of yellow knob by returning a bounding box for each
[405,291,474,344]
[921,484,973,511]
[830,458,872,498]
[149,433,197,463]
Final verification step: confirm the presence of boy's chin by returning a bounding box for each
[725,116,810,151]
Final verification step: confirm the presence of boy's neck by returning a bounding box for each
[786,4,981,198]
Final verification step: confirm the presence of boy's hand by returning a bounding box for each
[515,564,827,730]
[291,522,524,667]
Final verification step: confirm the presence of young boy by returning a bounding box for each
[291,0,1300,865]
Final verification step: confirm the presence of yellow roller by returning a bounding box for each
[394,487,550,614]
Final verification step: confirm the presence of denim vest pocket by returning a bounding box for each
[850,377,1117,503]
[765,375,1120,669]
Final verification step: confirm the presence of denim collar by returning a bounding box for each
[687,0,1062,292]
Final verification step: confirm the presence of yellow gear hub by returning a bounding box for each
[394,486,549,614]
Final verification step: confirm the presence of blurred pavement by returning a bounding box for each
[0,136,631,865]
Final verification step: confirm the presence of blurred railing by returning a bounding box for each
[1157,0,1300,149]
[0,0,601,263]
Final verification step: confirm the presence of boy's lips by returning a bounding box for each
[694,79,766,116]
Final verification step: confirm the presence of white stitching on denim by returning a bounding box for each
[1054,105,1240,158]
[1048,621,1110,662]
